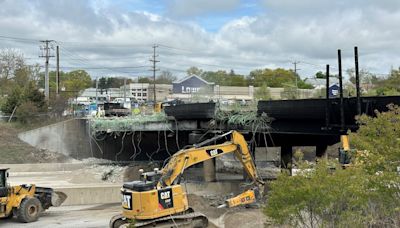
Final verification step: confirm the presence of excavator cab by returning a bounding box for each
[122,169,161,192]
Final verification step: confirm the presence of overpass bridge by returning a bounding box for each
[18,96,400,177]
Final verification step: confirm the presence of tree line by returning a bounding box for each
[186,66,314,89]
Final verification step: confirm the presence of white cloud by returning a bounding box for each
[166,0,241,17]
[0,0,400,79]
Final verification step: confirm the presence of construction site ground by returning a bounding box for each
[0,122,267,227]
[0,122,338,227]
[2,162,267,228]
[1,198,265,228]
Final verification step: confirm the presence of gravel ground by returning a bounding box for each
[0,203,120,228]
[0,197,266,228]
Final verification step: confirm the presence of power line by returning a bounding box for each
[57,44,149,75]
[157,43,193,53]
[0,35,39,43]
[50,65,148,70]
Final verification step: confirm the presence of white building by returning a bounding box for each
[77,88,131,104]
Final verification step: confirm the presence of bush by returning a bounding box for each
[281,86,298,99]
[255,83,271,100]
[15,101,39,124]
[264,105,400,227]
[265,159,400,227]
[1,87,23,114]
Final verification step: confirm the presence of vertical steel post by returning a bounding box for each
[325,64,330,128]
[354,46,361,115]
[338,49,345,131]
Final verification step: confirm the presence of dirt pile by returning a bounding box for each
[122,162,161,182]
[187,194,267,228]
[0,122,70,163]
[68,159,162,184]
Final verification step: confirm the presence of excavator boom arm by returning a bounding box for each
[157,131,264,188]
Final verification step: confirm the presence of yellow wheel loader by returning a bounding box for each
[0,168,67,223]
[110,130,265,228]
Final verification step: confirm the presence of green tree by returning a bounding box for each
[249,68,298,87]
[1,87,23,114]
[61,70,92,96]
[1,82,46,114]
[265,106,400,227]
[297,79,314,89]
[265,160,370,227]
[138,77,151,83]
[315,71,326,79]
[156,71,176,84]
[349,104,400,173]
[201,70,247,86]
[186,66,203,76]
[15,101,39,124]
[98,77,107,89]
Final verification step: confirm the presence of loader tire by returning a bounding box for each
[17,197,42,223]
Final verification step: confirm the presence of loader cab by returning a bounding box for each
[0,168,9,197]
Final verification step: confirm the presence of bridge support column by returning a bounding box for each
[203,159,216,182]
[188,131,216,182]
[281,145,292,173]
[316,145,328,159]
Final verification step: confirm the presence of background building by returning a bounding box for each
[77,88,128,105]
[172,75,214,94]
[121,83,172,102]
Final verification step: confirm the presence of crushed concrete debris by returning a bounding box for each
[187,194,267,228]
[89,113,168,133]
[216,155,280,179]
[92,165,124,183]
[33,148,72,163]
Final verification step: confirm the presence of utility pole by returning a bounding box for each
[123,77,127,103]
[95,78,98,104]
[149,44,159,102]
[292,61,300,88]
[56,45,60,96]
[39,40,55,102]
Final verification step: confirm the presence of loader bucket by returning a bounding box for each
[52,191,67,207]
[35,187,67,209]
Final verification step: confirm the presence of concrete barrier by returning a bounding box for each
[52,181,243,206]
[2,163,86,172]
[55,185,121,206]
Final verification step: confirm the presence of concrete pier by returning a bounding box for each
[203,159,216,182]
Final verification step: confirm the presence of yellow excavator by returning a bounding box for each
[110,130,265,228]
[0,168,67,223]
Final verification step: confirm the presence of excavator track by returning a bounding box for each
[135,211,208,228]
[110,210,208,228]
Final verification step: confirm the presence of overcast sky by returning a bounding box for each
[1,0,399,80]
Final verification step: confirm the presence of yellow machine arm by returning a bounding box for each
[157,130,264,198]
[341,135,350,151]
